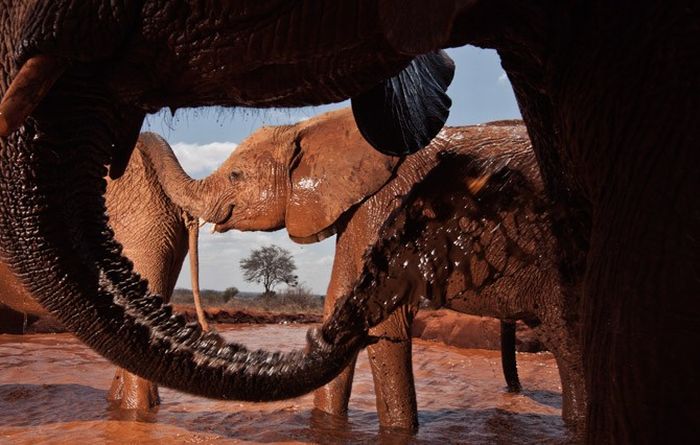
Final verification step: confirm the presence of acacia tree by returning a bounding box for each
[240,245,298,295]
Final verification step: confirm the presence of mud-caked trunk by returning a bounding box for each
[0,74,366,401]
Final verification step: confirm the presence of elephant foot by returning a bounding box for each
[367,307,419,433]
[107,368,160,414]
[559,366,587,438]
[561,402,586,440]
[376,415,419,434]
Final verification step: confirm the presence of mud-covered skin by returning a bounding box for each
[0,111,364,401]
[140,112,541,431]
[103,143,189,412]
[0,2,698,440]
[323,127,586,429]
[0,1,453,403]
[132,110,527,430]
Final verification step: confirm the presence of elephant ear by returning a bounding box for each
[351,50,454,156]
[286,109,399,244]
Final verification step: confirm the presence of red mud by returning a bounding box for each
[0,324,573,444]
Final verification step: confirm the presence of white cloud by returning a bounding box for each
[497,71,509,84]
[171,141,237,179]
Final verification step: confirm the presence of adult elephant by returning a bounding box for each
[0,1,455,405]
[0,2,697,443]
[136,108,584,431]
[313,5,697,443]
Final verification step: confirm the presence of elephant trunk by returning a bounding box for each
[0,75,366,401]
[135,133,230,224]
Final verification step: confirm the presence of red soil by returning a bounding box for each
[172,304,322,325]
[0,304,541,352]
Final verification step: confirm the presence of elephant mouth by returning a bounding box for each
[212,205,235,233]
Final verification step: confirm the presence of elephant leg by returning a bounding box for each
[532,323,586,432]
[551,345,586,432]
[102,222,187,412]
[313,304,418,432]
[313,354,358,417]
[367,304,418,432]
[584,204,699,442]
[107,368,160,411]
[313,261,359,418]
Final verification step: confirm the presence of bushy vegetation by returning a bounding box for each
[171,287,238,306]
[256,284,323,313]
[171,284,323,316]
[172,244,323,315]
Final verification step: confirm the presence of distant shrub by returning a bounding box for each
[276,284,323,312]
[171,288,236,307]
[171,285,323,316]
[171,288,194,304]
[221,287,239,303]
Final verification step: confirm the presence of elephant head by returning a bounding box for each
[137,108,400,245]
[0,2,463,401]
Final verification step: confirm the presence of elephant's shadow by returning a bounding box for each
[0,383,163,424]
[0,383,110,424]
[0,383,572,444]
[520,389,563,410]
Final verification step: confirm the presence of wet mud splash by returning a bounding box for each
[0,325,574,444]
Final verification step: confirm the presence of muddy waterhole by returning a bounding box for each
[0,324,574,444]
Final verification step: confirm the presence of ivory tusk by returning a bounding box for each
[0,55,65,138]
[184,212,209,331]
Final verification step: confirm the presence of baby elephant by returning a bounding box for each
[138,108,584,431]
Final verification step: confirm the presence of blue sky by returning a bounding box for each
[142,46,521,294]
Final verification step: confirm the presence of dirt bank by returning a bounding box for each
[1,304,542,352]
[172,304,322,325]
[0,304,322,334]
[413,309,544,352]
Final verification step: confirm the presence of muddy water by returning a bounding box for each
[0,324,573,444]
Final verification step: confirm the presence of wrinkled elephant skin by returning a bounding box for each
[137,109,584,431]
[0,2,697,442]
[0,135,190,412]
[0,1,456,404]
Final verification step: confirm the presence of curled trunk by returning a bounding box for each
[0,2,459,405]
[0,75,365,402]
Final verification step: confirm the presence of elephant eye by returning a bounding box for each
[229,169,243,181]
